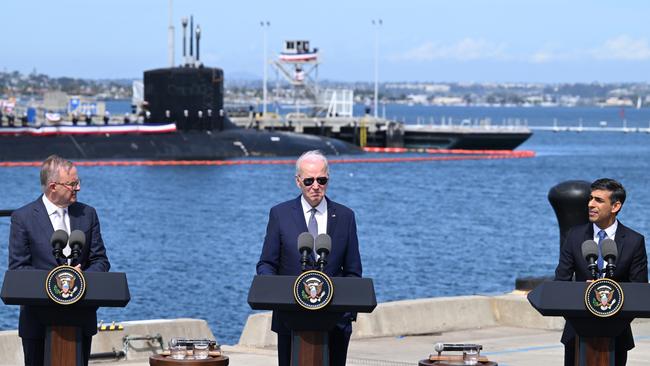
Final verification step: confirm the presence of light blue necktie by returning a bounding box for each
[308,208,318,239]
[308,208,318,261]
[597,229,607,273]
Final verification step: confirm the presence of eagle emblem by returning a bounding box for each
[56,273,78,298]
[303,278,326,303]
[595,285,616,310]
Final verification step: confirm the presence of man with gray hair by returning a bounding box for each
[257,150,363,366]
[9,155,110,366]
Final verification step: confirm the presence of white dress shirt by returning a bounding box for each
[593,221,617,243]
[301,196,328,235]
[42,195,71,260]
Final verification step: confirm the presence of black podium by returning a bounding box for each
[248,275,376,366]
[1,269,130,366]
[528,281,650,366]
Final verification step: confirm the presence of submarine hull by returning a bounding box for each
[0,127,361,162]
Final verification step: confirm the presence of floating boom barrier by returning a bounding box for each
[0,148,534,168]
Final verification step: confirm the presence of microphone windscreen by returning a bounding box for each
[601,238,618,260]
[50,230,69,247]
[315,233,332,255]
[69,230,86,248]
[581,240,598,259]
[297,232,314,253]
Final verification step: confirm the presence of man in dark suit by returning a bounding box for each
[554,178,648,366]
[9,155,110,366]
[257,150,362,366]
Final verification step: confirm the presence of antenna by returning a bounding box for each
[190,15,194,61]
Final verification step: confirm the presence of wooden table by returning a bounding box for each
[149,354,229,366]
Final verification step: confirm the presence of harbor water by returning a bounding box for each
[2,106,650,345]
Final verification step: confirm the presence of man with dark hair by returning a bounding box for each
[257,150,362,366]
[555,178,648,366]
[9,155,110,366]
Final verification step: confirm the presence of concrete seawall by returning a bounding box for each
[0,318,215,366]
[1,293,648,365]
[238,292,567,347]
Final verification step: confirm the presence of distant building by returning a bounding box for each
[602,97,633,107]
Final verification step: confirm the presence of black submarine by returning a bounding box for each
[0,18,360,162]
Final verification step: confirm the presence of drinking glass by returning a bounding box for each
[169,338,186,360]
[463,349,479,365]
[194,341,210,359]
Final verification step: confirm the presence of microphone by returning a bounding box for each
[69,230,86,266]
[297,232,314,272]
[581,240,599,280]
[601,238,618,278]
[314,233,331,272]
[434,342,444,356]
[50,230,69,265]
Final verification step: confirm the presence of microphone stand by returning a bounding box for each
[70,244,82,267]
[605,262,616,279]
[300,249,311,272]
[52,246,65,266]
[587,258,598,280]
[317,251,328,272]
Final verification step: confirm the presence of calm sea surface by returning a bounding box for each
[2,105,650,345]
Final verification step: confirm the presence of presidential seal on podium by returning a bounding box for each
[45,265,86,305]
[584,278,624,317]
[293,270,334,310]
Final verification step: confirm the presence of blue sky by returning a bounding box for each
[3,0,650,83]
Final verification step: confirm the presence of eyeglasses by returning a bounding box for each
[299,176,328,186]
[53,179,81,189]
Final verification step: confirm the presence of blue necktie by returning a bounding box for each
[597,230,607,273]
[308,208,318,261]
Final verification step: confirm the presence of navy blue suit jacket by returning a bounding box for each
[554,221,648,350]
[256,195,362,333]
[9,196,111,338]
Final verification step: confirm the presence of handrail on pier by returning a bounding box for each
[0,209,14,217]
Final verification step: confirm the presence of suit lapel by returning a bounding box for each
[583,223,594,242]
[292,196,308,233]
[326,197,337,237]
[68,203,79,231]
[33,197,54,237]
[614,221,628,258]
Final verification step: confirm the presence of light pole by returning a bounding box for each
[261,21,270,118]
[195,25,201,63]
[181,17,188,65]
[372,19,382,119]
[168,0,174,67]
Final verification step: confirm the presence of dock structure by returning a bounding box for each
[530,126,650,133]
[1,292,649,365]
